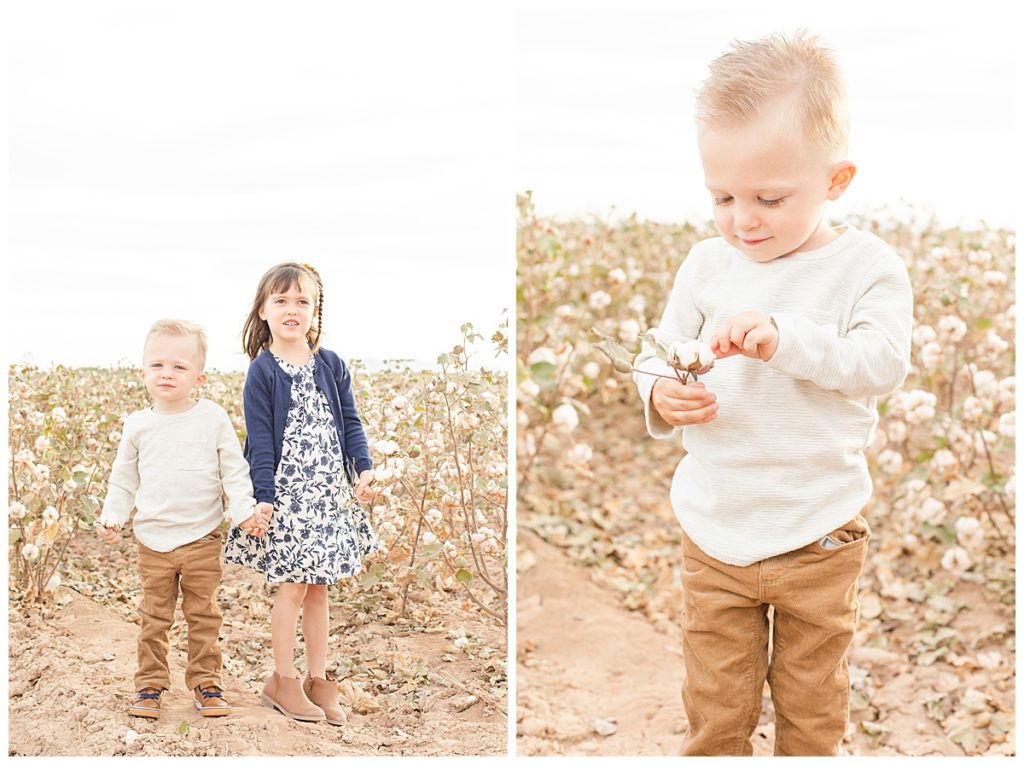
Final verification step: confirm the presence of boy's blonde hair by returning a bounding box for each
[696,29,849,163]
[144,319,208,368]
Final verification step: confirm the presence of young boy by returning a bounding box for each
[634,32,913,755]
[98,319,270,719]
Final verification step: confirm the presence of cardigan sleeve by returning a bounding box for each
[242,361,277,505]
[333,356,373,478]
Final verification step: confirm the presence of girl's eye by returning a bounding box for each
[175,366,186,371]
[713,196,732,206]
[759,197,784,207]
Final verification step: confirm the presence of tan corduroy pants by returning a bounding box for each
[679,514,870,756]
[134,530,224,692]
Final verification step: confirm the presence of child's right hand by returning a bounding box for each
[96,521,122,545]
[651,378,718,426]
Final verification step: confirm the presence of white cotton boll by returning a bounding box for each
[14,449,34,465]
[44,572,62,593]
[997,411,1014,440]
[627,295,647,314]
[968,248,993,265]
[947,424,974,459]
[582,361,601,380]
[912,325,937,347]
[668,340,715,375]
[983,270,1008,287]
[973,369,998,399]
[21,544,40,561]
[931,449,957,477]
[421,531,437,545]
[374,440,399,456]
[9,502,27,519]
[876,449,903,474]
[887,421,908,444]
[607,267,627,284]
[390,395,408,410]
[997,377,1015,407]
[551,404,579,433]
[618,318,641,343]
[42,506,59,526]
[51,406,67,423]
[567,443,593,464]
[961,396,984,421]
[588,291,612,311]
[936,315,967,343]
[905,405,935,425]
[918,497,947,525]
[955,517,984,548]
[985,331,1010,355]
[528,348,556,368]
[518,380,540,401]
[1004,475,1015,500]
[33,464,50,481]
[919,342,944,370]
[554,304,574,321]
[940,546,971,575]
[425,508,443,526]
[34,436,51,452]
[516,410,529,429]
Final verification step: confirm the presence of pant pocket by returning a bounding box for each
[817,514,870,551]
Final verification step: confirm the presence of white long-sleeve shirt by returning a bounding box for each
[635,225,913,565]
[99,399,257,552]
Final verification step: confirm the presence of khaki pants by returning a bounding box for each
[134,531,224,692]
[680,514,870,756]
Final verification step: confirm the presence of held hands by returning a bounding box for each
[651,378,718,426]
[710,311,779,362]
[355,470,377,504]
[240,502,273,538]
[95,521,122,545]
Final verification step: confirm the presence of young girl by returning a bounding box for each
[224,262,380,725]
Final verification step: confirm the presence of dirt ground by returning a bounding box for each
[8,532,506,756]
[516,529,1013,756]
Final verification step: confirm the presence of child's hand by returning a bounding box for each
[711,311,779,362]
[239,513,266,538]
[651,378,718,426]
[355,470,377,504]
[255,502,273,527]
[95,521,122,545]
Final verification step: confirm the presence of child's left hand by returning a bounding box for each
[711,311,779,362]
[355,470,377,504]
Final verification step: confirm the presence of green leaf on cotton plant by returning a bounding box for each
[591,329,634,374]
[455,568,474,584]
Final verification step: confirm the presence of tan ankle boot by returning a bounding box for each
[303,674,347,726]
[260,671,325,722]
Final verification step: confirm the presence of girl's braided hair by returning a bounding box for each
[242,262,324,361]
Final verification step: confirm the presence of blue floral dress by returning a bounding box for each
[224,354,380,584]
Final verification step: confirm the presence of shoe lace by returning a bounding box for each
[138,690,161,700]
[199,687,223,699]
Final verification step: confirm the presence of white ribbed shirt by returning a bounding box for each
[635,225,913,565]
[99,399,257,552]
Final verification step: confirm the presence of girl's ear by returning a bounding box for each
[194,372,208,389]
[826,161,857,201]
[137,368,145,382]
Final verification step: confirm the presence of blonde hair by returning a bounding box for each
[241,262,324,361]
[144,319,208,368]
[696,30,849,163]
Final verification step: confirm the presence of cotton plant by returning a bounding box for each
[593,329,716,384]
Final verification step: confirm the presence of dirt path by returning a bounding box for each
[9,565,505,755]
[516,529,1010,757]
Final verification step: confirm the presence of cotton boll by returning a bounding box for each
[582,361,601,380]
[551,404,579,433]
[997,411,1014,439]
[588,291,612,311]
[886,421,908,444]
[955,517,984,549]
[912,325,937,347]
[936,315,967,343]
[973,369,998,400]
[961,396,984,422]
[930,449,958,478]
[919,342,944,370]
[528,348,556,366]
[876,449,903,475]
[940,546,971,575]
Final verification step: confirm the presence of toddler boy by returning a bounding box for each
[634,31,913,755]
[98,319,270,719]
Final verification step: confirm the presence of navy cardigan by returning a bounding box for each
[242,347,373,505]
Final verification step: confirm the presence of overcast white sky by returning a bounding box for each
[8,1,513,372]
[518,1,1018,230]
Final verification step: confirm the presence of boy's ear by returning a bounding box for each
[137,368,145,382]
[826,161,857,200]
[194,372,208,389]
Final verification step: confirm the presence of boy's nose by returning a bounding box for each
[734,206,760,231]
